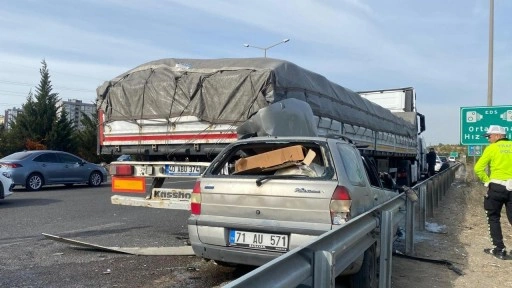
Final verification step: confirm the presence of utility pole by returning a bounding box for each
[487,0,494,106]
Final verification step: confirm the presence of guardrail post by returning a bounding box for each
[433,178,439,209]
[314,251,334,288]
[418,184,426,231]
[427,180,434,217]
[405,197,415,255]
[437,176,443,203]
[379,210,393,288]
[444,173,449,196]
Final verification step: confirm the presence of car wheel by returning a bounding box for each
[88,171,103,187]
[350,244,377,288]
[26,173,44,191]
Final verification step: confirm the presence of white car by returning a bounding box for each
[434,156,442,172]
[448,156,456,162]
[0,166,15,199]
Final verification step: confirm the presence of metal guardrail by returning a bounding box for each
[224,163,461,288]
[225,193,407,288]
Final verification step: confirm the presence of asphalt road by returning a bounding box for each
[0,171,437,287]
[0,179,244,288]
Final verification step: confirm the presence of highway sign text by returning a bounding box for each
[460,106,512,145]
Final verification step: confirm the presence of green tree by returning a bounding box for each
[74,111,98,161]
[74,110,113,163]
[10,60,75,151]
[47,109,77,152]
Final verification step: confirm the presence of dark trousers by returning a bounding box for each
[484,183,512,250]
[428,164,435,177]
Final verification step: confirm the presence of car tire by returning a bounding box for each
[350,244,377,288]
[88,171,103,187]
[26,173,44,191]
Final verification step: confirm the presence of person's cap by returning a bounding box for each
[483,125,506,136]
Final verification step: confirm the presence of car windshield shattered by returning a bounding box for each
[207,141,335,180]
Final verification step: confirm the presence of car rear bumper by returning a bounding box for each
[0,182,14,199]
[188,223,282,266]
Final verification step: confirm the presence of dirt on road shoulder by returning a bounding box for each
[392,164,512,288]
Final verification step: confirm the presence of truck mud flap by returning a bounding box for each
[42,233,194,256]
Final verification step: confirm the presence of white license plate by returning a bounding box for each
[229,230,288,251]
[164,165,201,176]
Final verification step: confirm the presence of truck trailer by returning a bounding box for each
[97,58,426,205]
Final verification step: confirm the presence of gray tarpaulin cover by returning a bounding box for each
[96,58,416,137]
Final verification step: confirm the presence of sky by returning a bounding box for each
[0,0,510,145]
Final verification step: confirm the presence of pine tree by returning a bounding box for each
[47,108,77,152]
[10,60,76,152]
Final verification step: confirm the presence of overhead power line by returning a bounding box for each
[0,60,107,82]
[0,79,95,93]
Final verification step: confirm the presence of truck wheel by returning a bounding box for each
[350,244,377,288]
[88,171,103,187]
[26,173,44,191]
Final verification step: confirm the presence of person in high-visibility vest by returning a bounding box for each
[474,124,512,260]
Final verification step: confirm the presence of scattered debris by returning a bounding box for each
[425,222,447,234]
[42,233,195,256]
[393,250,464,276]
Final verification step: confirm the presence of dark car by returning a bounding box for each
[0,150,108,191]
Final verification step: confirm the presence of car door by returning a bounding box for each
[56,153,87,183]
[32,152,62,184]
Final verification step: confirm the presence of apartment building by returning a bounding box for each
[4,107,23,130]
[59,99,96,130]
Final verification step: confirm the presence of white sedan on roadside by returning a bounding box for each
[0,167,14,199]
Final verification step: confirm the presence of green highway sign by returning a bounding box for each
[467,145,482,156]
[460,105,512,145]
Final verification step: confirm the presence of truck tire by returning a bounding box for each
[350,244,377,288]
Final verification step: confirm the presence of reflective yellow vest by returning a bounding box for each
[474,139,512,183]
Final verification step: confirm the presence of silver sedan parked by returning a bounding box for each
[0,150,108,191]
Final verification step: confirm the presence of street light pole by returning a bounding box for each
[243,38,290,58]
[487,0,494,106]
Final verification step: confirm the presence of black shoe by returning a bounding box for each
[484,248,507,260]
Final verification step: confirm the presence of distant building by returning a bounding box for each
[4,107,23,130]
[58,99,96,130]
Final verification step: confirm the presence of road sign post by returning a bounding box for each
[460,105,512,145]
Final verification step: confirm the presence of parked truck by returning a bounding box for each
[97,58,426,206]
[357,87,427,183]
